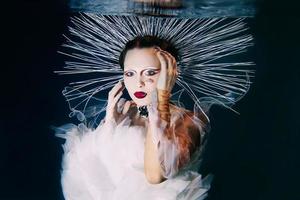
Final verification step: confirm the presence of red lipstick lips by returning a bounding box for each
[134,91,147,99]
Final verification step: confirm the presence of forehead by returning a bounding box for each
[124,48,160,70]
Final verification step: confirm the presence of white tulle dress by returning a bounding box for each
[58,99,212,200]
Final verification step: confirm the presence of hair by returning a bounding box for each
[171,109,208,170]
[119,35,179,70]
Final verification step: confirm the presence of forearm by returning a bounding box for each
[144,126,165,184]
[145,89,180,180]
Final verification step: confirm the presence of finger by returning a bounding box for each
[156,51,168,75]
[117,98,126,113]
[108,81,125,100]
[127,101,138,116]
[170,54,177,70]
[157,48,178,77]
[168,53,178,77]
[172,59,178,77]
[113,91,123,104]
[166,53,173,76]
[159,51,174,76]
[153,46,161,51]
[116,81,125,96]
[122,100,131,115]
[152,47,160,57]
[131,100,137,106]
[160,49,176,65]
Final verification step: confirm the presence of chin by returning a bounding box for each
[133,98,151,107]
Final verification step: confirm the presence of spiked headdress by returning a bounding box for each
[56,13,254,125]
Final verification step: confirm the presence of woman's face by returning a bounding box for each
[123,47,161,106]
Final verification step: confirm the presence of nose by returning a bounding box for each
[137,76,145,88]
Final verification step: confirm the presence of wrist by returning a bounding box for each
[157,89,171,125]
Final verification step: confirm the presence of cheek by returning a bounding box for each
[145,76,159,90]
[124,78,133,93]
[151,74,160,85]
[152,75,159,85]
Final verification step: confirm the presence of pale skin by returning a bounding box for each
[105,47,178,184]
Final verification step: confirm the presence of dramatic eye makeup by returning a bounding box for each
[124,71,135,77]
[144,69,160,76]
[124,68,160,77]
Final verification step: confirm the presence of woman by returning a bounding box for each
[59,36,211,200]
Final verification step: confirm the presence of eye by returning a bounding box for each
[124,71,134,77]
[145,69,158,76]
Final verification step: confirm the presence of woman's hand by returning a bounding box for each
[105,81,134,123]
[155,48,178,92]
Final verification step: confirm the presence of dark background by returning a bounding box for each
[2,0,299,199]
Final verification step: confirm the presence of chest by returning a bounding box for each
[110,124,146,168]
